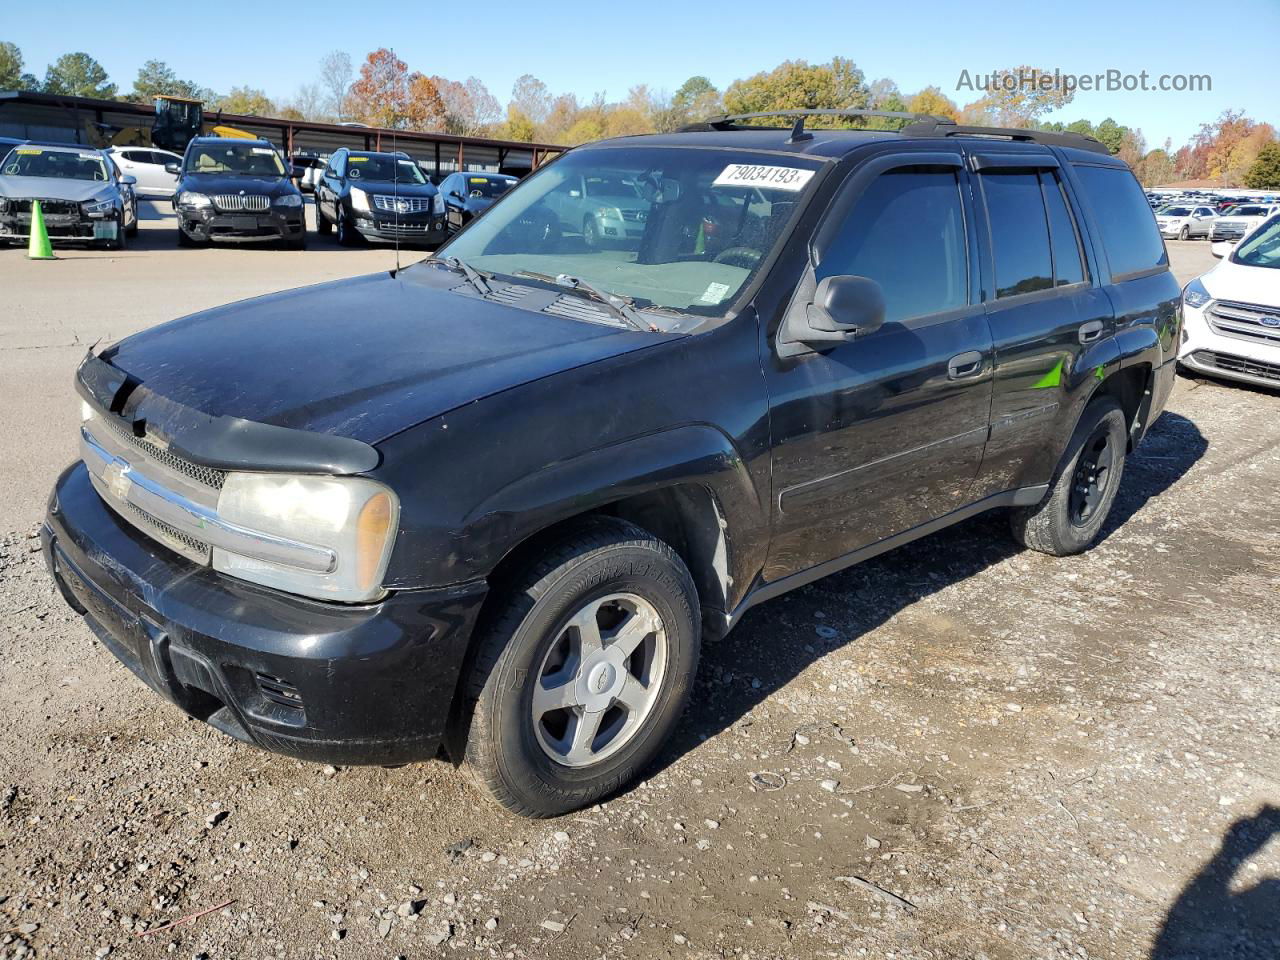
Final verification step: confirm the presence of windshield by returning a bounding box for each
[1232,205,1269,217]
[438,147,822,313]
[459,175,515,198]
[1,147,109,182]
[1231,216,1280,269]
[347,155,428,184]
[186,143,285,177]
[1160,206,1192,216]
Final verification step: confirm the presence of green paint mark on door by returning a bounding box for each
[1033,359,1064,389]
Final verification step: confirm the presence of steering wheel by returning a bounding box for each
[713,246,763,268]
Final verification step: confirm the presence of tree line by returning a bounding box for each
[2,42,1276,188]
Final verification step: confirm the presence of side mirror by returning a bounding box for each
[778,275,885,357]
[164,163,180,175]
[291,165,308,179]
[450,190,464,200]
[120,175,137,186]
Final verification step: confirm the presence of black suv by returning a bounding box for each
[43,112,1179,817]
[315,149,446,245]
[438,170,517,235]
[169,137,305,248]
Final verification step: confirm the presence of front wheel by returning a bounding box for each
[315,201,331,235]
[458,517,700,817]
[1178,225,1189,241]
[1010,397,1127,556]
[336,207,358,247]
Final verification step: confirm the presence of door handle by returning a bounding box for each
[947,351,984,380]
[1078,320,1105,344]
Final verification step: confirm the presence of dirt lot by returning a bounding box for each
[1,213,1277,960]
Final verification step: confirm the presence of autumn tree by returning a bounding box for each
[906,86,958,121]
[1244,143,1280,189]
[434,76,501,136]
[347,48,410,128]
[510,75,552,130]
[958,65,1074,128]
[724,58,868,119]
[1133,145,1177,187]
[43,52,116,98]
[405,73,446,130]
[1175,111,1276,184]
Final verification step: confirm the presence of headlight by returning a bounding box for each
[1183,277,1213,310]
[431,191,444,215]
[595,206,623,221]
[350,187,370,212]
[178,191,211,208]
[213,473,399,603]
[275,193,302,208]
[0,197,9,213]
[83,197,115,216]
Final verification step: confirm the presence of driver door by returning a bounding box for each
[762,150,995,582]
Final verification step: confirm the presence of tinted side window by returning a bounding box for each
[1074,165,1167,278]
[1041,172,1086,286]
[982,172,1053,298]
[819,168,967,324]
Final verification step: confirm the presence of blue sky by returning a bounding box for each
[5,0,1276,148]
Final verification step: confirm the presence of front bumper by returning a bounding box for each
[1179,301,1280,389]
[0,209,118,244]
[44,462,487,765]
[353,212,447,243]
[177,205,305,243]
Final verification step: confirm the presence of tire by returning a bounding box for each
[1010,397,1127,556]
[176,226,196,247]
[336,207,358,247]
[582,216,600,249]
[126,205,139,237]
[458,516,700,817]
[1178,225,1189,241]
[315,202,331,236]
[284,230,306,251]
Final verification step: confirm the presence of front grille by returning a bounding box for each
[124,501,211,563]
[374,221,430,234]
[1206,300,1280,346]
[373,195,432,213]
[212,194,270,213]
[619,209,647,223]
[101,415,226,490]
[1192,350,1280,383]
[1212,223,1249,239]
[7,198,79,217]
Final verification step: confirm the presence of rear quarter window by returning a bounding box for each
[1074,165,1167,279]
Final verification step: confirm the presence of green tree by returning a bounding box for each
[1244,142,1280,189]
[723,58,868,120]
[0,41,39,91]
[217,86,275,116]
[958,65,1075,128]
[502,105,536,142]
[130,60,204,101]
[43,52,115,98]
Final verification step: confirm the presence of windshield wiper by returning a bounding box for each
[514,271,653,332]
[425,255,492,296]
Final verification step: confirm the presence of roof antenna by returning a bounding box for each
[787,115,812,144]
[392,129,401,276]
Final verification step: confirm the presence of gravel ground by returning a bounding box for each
[1,219,1277,960]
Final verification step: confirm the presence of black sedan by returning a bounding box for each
[315,149,446,246]
[169,137,306,249]
[438,171,517,235]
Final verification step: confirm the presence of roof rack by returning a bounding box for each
[686,108,948,142]
[900,119,1111,155]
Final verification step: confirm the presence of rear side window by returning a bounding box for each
[819,168,967,324]
[982,172,1053,298]
[1074,165,1167,278]
[1041,172,1086,286]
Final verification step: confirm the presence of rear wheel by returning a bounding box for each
[1010,397,1127,556]
[458,517,700,817]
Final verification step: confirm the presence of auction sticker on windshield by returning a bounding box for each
[713,164,814,192]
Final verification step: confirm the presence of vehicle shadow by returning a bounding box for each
[647,411,1207,779]
[1150,805,1280,959]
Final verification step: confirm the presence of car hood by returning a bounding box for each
[0,176,113,201]
[102,265,665,445]
[178,173,295,195]
[1203,257,1280,308]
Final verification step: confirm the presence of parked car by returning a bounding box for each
[0,143,138,249]
[290,155,326,193]
[314,148,446,245]
[107,146,183,197]
[0,136,26,162]
[42,114,1179,817]
[439,171,517,234]
[1179,213,1280,389]
[169,137,305,248]
[1155,203,1217,240]
[535,169,651,248]
[1211,203,1280,242]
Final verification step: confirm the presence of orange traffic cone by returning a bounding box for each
[27,200,55,260]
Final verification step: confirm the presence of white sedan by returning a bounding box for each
[107,147,183,197]
[1179,214,1280,390]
